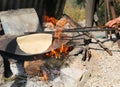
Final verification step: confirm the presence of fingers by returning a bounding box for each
[105,19,117,27]
[105,17,120,30]
[118,28,120,30]
[112,25,118,28]
[114,0,119,3]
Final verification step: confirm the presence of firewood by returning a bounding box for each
[24,59,45,76]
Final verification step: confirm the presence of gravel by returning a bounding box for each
[84,41,120,87]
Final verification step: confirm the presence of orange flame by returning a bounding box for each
[43,15,58,25]
[46,27,71,58]
[46,44,70,58]
[43,16,72,58]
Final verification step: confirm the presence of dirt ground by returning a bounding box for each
[84,39,120,87]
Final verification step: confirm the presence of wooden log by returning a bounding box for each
[24,59,45,76]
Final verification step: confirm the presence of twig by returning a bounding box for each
[64,14,113,56]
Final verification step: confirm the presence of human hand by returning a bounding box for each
[114,0,119,3]
[105,17,120,30]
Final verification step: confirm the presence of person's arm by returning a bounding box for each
[105,17,120,30]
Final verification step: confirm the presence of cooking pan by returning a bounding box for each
[0,33,68,56]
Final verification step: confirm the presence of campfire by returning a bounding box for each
[0,11,76,81]
[0,9,118,87]
[23,13,114,81]
[24,15,75,81]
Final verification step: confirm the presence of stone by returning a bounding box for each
[69,47,83,56]
[0,55,4,73]
[0,55,4,84]
[117,39,120,48]
[103,40,114,48]
[52,77,64,87]
[90,49,101,59]
[61,74,77,87]
[60,56,91,87]
[77,71,91,87]
[26,80,49,87]
[9,60,25,76]
[0,8,41,35]
[43,22,55,29]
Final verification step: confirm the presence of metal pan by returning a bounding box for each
[0,33,68,56]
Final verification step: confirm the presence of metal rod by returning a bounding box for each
[42,28,118,34]
[57,38,85,40]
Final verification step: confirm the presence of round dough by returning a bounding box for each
[17,33,52,54]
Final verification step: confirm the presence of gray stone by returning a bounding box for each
[77,71,91,87]
[48,77,63,87]
[0,8,41,35]
[69,47,83,56]
[60,56,90,87]
[103,40,114,48]
[0,55,4,84]
[61,74,77,87]
[26,80,49,87]
[0,55,4,74]
[10,61,25,76]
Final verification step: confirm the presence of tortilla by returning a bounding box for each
[17,33,52,54]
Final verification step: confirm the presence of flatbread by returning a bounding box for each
[17,33,52,54]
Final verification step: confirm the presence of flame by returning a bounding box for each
[43,16,72,58]
[46,28,72,58]
[46,44,70,58]
[43,15,58,25]
[27,16,73,80]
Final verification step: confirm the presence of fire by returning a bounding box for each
[24,16,73,81]
[43,16,73,58]
[46,44,70,58]
[43,15,58,25]
[43,15,68,27]
[46,28,72,58]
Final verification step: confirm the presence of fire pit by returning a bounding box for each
[0,8,92,87]
[0,8,119,87]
